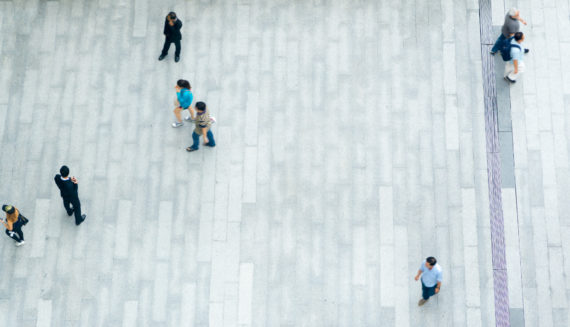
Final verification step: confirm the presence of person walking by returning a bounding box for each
[504,32,526,83]
[186,101,216,152]
[414,256,443,306]
[2,205,29,247]
[158,12,183,62]
[54,165,86,226]
[490,8,527,55]
[171,79,194,127]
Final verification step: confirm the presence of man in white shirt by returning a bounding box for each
[504,32,526,83]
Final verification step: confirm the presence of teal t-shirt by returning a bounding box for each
[177,89,193,109]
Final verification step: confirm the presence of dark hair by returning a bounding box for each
[177,79,191,89]
[426,257,437,266]
[514,32,524,41]
[60,165,70,177]
[168,12,177,20]
[195,101,206,111]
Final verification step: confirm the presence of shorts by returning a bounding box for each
[174,99,189,110]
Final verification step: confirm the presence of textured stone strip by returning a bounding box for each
[478,0,511,325]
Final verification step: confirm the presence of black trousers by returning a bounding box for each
[161,37,181,56]
[62,196,83,225]
[5,222,24,242]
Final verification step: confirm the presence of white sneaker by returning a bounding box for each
[172,122,183,128]
[16,241,25,247]
[184,116,193,121]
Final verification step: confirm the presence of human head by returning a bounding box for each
[60,165,70,178]
[195,101,206,112]
[514,32,524,42]
[508,8,519,18]
[2,205,15,214]
[426,257,437,269]
[177,79,191,90]
[167,12,177,21]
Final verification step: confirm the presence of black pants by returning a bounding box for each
[63,196,83,225]
[422,281,437,300]
[5,222,24,242]
[161,37,181,56]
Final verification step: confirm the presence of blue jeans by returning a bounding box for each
[190,130,215,150]
[422,281,437,300]
[491,34,507,53]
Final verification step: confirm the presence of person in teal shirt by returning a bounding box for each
[172,79,193,127]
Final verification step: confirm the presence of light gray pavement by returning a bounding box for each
[494,0,570,326]
[0,0,559,326]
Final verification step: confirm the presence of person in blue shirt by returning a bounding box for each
[414,256,443,306]
[172,79,193,127]
[504,32,527,83]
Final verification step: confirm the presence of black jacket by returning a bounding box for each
[54,175,78,198]
[164,19,182,40]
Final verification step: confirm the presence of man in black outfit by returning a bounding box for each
[54,165,86,226]
[158,12,183,62]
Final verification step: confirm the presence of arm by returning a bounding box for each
[513,59,518,73]
[517,16,527,25]
[177,20,183,30]
[435,281,442,293]
[202,127,209,144]
[414,270,422,281]
[163,19,168,35]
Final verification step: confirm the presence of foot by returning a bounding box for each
[16,241,25,247]
[158,54,166,61]
[524,49,529,54]
[184,116,194,121]
[175,55,180,62]
[186,147,198,152]
[172,122,183,128]
[504,76,516,84]
[489,51,496,55]
[67,211,73,216]
[76,214,86,226]
[418,299,427,306]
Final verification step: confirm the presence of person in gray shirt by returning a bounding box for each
[490,8,528,55]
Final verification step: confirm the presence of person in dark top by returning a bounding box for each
[54,165,86,226]
[158,12,183,62]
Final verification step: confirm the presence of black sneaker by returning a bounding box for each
[186,147,197,152]
[524,49,529,54]
[158,54,166,61]
[504,76,516,84]
[490,51,496,55]
[175,55,180,63]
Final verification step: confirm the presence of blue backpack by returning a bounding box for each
[500,37,521,61]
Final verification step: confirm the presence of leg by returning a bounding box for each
[491,34,506,53]
[63,197,74,216]
[504,61,514,78]
[5,229,22,242]
[161,38,172,56]
[174,39,181,57]
[71,198,84,225]
[190,131,200,150]
[206,130,216,147]
[13,225,24,242]
[173,107,183,123]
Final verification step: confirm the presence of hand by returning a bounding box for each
[203,136,209,145]
[435,288,440,294]
[414,275,419,281]
[514,69,518,74]
[71,177,78,184]
[522,20,527,25]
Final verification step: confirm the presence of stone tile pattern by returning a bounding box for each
[0,0,496,326]
[478,0,511,326]
[504,0,570,326]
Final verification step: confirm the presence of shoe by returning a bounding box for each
[76,214,86,226]
[172,122,183,128]
[158,54,166,61]
[490,51,496,55]
[175,55,180,62]
[504,76,516,84]
[16,241,25,247]
[184,116,194,121]
[67,210,73,216]
[418,299,427,306]
[524,49,529,54]
[186,147,198,152]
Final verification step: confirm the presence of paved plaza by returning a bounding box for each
[0,0,569,326]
